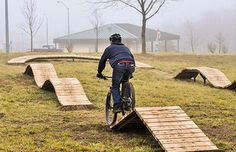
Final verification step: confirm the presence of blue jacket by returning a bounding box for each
[97,42,135,73]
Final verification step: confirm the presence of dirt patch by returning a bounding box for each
[202,124,236,143]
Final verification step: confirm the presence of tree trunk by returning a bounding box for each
[96,27,98,52]
[31,32,33,52]
[219,43,221,54]
[141,16,146,54]
[191,43,194,53]
[191,38,194,53]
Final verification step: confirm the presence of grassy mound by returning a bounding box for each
[0,52,235,151]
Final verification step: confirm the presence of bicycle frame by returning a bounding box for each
[104,75,135,126]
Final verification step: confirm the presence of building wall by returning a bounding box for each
[56,39,142,53]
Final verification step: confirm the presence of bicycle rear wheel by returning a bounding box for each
[122,82,135,114]
[105,90,117,126]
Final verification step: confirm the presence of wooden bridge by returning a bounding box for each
[24,63,93,107]
[111,106,222,152]
[8,54,154,69]
[175,67,236,90]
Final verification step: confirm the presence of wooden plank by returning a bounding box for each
[162,141,216,148]
[146,120,196,127]
[141,113,188,119]
[153,128,202,135]
[135,106,181,111]
[137,109,186,115]
[149,124,199,131]
[154,132,207,139]
[143,117,191,123]
[165,145,219,152]
[160,137,211,144]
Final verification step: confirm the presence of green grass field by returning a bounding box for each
[0,52,235,152]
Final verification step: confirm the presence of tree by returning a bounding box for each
[185,20,198,53]
[93,0,168,54]
[222,45,228,54]
[21,0,42,52]
[207,42,216,54]
[215,32,225,54]
[90,9,104,52]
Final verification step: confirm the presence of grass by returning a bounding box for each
[0,52,235,152]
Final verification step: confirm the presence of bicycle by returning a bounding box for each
[102,76,135,126]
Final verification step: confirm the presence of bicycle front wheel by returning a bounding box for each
[105,90,117,126]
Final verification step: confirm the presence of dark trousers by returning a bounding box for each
[111,63,135,105]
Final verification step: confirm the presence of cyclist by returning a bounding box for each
[97,33,135,113]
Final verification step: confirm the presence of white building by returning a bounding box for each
[53,23,180,52]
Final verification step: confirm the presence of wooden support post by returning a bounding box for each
[200,74,206,85]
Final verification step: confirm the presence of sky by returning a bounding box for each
[0,0,236,52]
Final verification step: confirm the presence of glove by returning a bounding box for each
[97,73,104,79]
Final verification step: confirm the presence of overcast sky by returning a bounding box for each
[0,0,235,52]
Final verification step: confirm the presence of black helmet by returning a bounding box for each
[109,33,122,43]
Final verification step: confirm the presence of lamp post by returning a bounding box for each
[57,1,70,52]
[45,15,49,46]
[5,0,10,53]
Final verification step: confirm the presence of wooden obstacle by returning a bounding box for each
[111,106,221,152]
[8,54,99,64]
[175,67,236,90]
[8,54,154,69]
[24,63,93,107]
[24,63,58,88]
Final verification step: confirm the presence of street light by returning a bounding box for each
[57,0,71,52]
[44,15,49,46]
[5,0,10,53]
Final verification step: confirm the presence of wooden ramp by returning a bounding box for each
[42,78,92,106]
[24,63,93,107]
[111,106,221,152]
[175,67,236,90]
[8,54,154,69]
[24,63,58,88]
[8,54,99,64]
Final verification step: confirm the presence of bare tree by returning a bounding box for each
[185,20,198,53]
[90,9,104,52]
[207,42,216,54]
[215,32,225,54]
[21,0,42,52]
[222,44,228,54]
[93,0,169,53]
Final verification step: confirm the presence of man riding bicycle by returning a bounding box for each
[97,33,135,113]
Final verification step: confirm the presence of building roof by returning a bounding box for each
[54,23,180,43]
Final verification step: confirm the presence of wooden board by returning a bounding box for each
[24,63,93,107]
[24,63,58,88]
[8,54,100,64]
[8,54,154,69]
[175,67,235,91]
[110,106,221,152]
